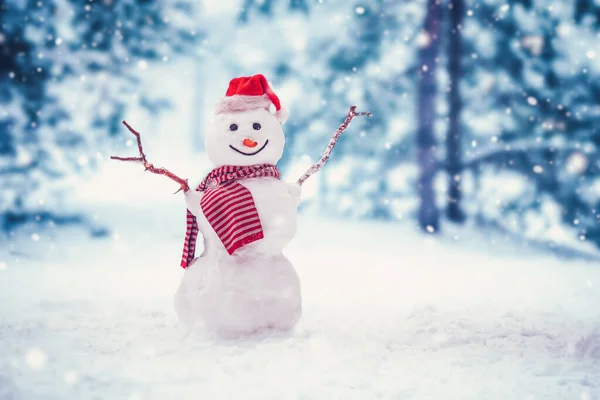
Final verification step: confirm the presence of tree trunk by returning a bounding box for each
[416,0,442,233]
[446,0,466,223]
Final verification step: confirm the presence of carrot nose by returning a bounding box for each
[243,138,258,148]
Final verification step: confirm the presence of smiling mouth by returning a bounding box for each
[229,140,269,156]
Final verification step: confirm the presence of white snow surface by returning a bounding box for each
[1,204,600,399]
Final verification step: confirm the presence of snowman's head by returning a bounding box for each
[205,107,285,167]
[205,74,289,167]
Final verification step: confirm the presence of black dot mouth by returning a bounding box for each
[229,140,269,156]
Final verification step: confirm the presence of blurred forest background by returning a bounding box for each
[1,0,600,255]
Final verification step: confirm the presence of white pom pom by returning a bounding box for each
[275,107,289,125]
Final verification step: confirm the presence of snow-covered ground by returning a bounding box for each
[1,203,600,400]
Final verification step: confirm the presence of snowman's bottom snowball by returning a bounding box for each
[174,253,302,336]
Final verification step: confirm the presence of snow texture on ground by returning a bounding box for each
[1,204,600,400]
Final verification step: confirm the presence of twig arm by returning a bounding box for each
[111,120,190,193]
[297,106,371,185]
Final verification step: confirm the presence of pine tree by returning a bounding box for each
[460,0,600,249]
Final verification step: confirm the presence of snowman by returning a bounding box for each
[111,74,369,337]
[174,74,303,335]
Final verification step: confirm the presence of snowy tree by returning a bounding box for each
[0,0,197,231]
[458,0,600,249]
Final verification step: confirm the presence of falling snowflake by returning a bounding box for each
[355,6,365,15]
[138,60,148,70]
[566,152,588,175]
[533,165,543,174]
[586,50,596,60]
[0,261,6,271]
[25,348,48,369]
[78,155,89,167]
[31,233,40,242]
[527,96,538,106]
[415,31,431,48]
[557,24,570,37]
[426,225,435,233]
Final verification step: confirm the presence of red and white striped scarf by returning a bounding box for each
[180,164,281,268]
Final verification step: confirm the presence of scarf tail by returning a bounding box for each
[180,209,199,269]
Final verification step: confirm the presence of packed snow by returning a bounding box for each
[1,202,600,400]
[175,87,304,334]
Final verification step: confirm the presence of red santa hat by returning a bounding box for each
[215,74,289,124]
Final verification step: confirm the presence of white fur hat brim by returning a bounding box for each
[215,94,288,125]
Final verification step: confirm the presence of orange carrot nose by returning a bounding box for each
[243,138,258,148]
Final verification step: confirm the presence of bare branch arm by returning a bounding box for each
[111,121,190,193]
[297,106,371,185]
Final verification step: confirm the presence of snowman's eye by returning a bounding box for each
[253,123,261,130]
[229,124,238,131]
